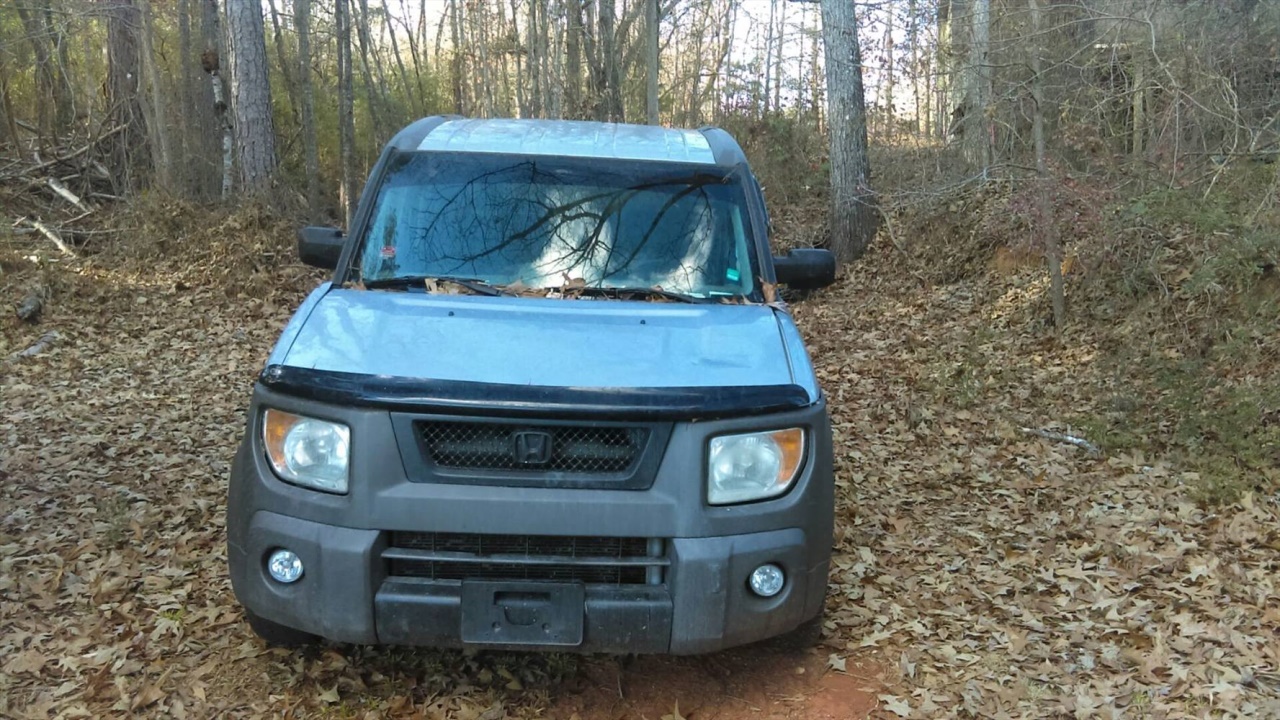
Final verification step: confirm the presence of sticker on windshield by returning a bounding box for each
[726,268,740,282]
[380,246,396,258]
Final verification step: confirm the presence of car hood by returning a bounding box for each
[276,288,799,390]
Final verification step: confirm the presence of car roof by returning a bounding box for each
[387,117,747,168]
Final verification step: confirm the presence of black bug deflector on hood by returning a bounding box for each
[258,365,814,420]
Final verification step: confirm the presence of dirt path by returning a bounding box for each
[548,647,881,720]
[2,237,1277,718]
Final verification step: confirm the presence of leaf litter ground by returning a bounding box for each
[1,214,1277,719]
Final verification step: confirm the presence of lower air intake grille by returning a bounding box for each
[385,532,664,585]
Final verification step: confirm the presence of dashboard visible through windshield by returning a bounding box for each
[354,152,759,300]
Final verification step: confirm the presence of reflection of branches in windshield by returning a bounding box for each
[407,166,726,286]
[592,182,713,286]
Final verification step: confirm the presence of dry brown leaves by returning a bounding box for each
[1,214,1277,718]
[795,244,1280,718]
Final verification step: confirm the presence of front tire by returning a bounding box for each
[244,610,320,648]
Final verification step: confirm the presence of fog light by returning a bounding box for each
[267,549,304,583]
[748,563,785,597]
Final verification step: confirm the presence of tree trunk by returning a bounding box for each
[385,7,418,115]
[883,5,895,135]
[265,0,299,125]
[178,0,196,193]
[224,0,278,194]
[337,0,358,224]
[965,0,992,170]
[763,0,776,115]
[45,3,74,133]
[1028,0,1064,328]
[773,0,785,113]
[352,0,386,140]
[449,0,465,115]
[564,0,583,118]
[598,0,622,122]
[15,3,55,141]
[396,0,427,110]
[138,0,174,189]
[1131,61,1146,159]
[200,0,228,198]
[296,0,321,220]
[821,0,877,262]
[106,0,150,192]
[0,59,25,151]
[645,0,659,124]
[360,0,395,121]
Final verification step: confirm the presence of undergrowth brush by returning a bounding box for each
[877,158,1279,503]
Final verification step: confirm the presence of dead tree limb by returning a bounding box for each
[6,331,58,363]
[1021,427,1102,456]
[18,218,76,257]
[46,177,91,212]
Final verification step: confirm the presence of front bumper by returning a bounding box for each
[227,386,834,654]
[230,509,827,653]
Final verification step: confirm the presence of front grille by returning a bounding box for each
[418,421,647,473]
[385,532,665,585]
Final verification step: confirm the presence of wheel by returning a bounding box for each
[244,610,320,648]
[771,612,826,652]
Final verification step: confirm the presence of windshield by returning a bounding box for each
[354,152,759,299]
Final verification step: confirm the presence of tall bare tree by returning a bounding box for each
[645,0,659,124]
[296,0,321,219]
[337,0,358,223]
[965,0,991,169]
[821,0,876,261]
[106,0,150,192]
[598,0,623,121]
[224,0,278,193]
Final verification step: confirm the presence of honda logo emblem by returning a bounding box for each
[512,431,553,465]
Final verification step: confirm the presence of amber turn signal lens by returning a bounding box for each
[770,427,806,487]
[262,408,302,473]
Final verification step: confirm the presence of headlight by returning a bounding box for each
[262,409,350,494]
[707,428,805,505]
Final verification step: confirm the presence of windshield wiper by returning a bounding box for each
[568,285,708,304]
[363,275,508,296]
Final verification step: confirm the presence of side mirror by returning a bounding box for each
[297,226,345,270]
[773,248,836,290]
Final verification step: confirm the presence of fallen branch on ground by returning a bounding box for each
[46,178,92,213]
[1021,427,1102,456]
[6,330,58,364]
[17,218,76,257]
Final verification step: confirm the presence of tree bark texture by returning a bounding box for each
[821,0,877,262]
[224,0,278,194]
[337,0,358,224]
[106,0,150,192]
[296,0,321,220]
[1027,0,1064,328]
[645,0,659,124]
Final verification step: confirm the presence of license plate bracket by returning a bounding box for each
[460,581,585,646]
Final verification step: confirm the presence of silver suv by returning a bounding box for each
[227,117,837,653]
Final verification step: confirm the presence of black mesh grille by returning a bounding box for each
[386,532,660,585]
[418,422,647,473]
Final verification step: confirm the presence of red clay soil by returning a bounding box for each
[547,645,883,720]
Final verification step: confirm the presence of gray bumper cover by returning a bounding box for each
[227,386,834,654]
